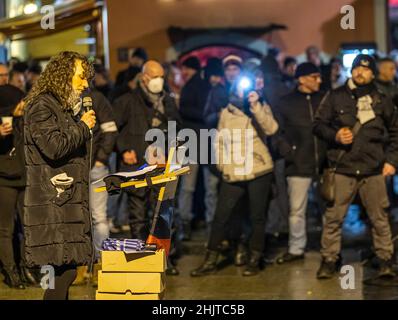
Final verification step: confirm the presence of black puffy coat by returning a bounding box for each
[313,82,398,176]
[23,93,93,268]
[274,90,327,177]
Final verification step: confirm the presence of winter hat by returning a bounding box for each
[131,47,148,61]
[205,57,224,77]
[222,55,243,69]
[182,56,201,71]
[284,56,297,68]
[295,62,320,79]
[351,54,377,75]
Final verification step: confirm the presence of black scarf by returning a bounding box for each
[351,81,376,99]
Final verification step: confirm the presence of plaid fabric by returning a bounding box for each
[102,238,146,252]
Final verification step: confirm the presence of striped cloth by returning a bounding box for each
[102,238,147,252]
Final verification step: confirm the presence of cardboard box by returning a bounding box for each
[96,290,164,300]
[98,271,165,294]
[101,250,166,273]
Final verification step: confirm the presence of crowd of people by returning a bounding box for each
[1,44,398,297]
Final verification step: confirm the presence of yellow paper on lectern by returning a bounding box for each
[98,271,165,294]
[96,290,164,300]
[101,249,166,272]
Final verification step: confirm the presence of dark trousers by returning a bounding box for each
[126,186,160,241]
[208,173,273,253]
[225,197,250,245]
[43,265,77,300]
[0,185,25,269]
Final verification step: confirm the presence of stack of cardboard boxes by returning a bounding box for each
[96,249,166,300]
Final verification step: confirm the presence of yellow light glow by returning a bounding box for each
[23,3,38,15]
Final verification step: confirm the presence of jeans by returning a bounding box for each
[208,173,273,253]
[178,164,219,224]
[90,165,110,260]
[287,176,313,255]
[0,185,25,269]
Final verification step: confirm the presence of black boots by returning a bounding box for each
[20,267,39,286]
[190,250,218,277]
[242,251,263,276]
[317,255,343,279]
[234,243,249,266]
[166,258,180,276]
[276,252,305,265]
[317,258,339,279]
[3,266,25,289]
[377,259,396,278]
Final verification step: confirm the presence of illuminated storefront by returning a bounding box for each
[0,0,109,66]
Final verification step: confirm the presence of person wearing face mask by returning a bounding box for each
[314,54,398,279]
[113,60,181,243]
[272,62,327,265]
[191,76,278,277]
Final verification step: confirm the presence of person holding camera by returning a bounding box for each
[191,74,278,277]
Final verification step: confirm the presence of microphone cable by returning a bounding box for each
[82,96,97,299]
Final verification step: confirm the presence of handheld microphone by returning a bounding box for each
[82,96,93,135]
[82,96,93,112]
[82,94,95,288]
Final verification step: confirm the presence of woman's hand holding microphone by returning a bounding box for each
[81,110,96,129]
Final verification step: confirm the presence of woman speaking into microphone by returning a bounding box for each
[23,51,96,300]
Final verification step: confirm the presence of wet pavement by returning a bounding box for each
[1,208,398,300]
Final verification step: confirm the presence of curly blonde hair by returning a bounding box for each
[24,51,94,111]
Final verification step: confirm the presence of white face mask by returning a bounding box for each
[147,77,164,94]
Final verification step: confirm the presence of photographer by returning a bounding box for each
[191,74,278,277]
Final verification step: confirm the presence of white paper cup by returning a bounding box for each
[1,116,13,127]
